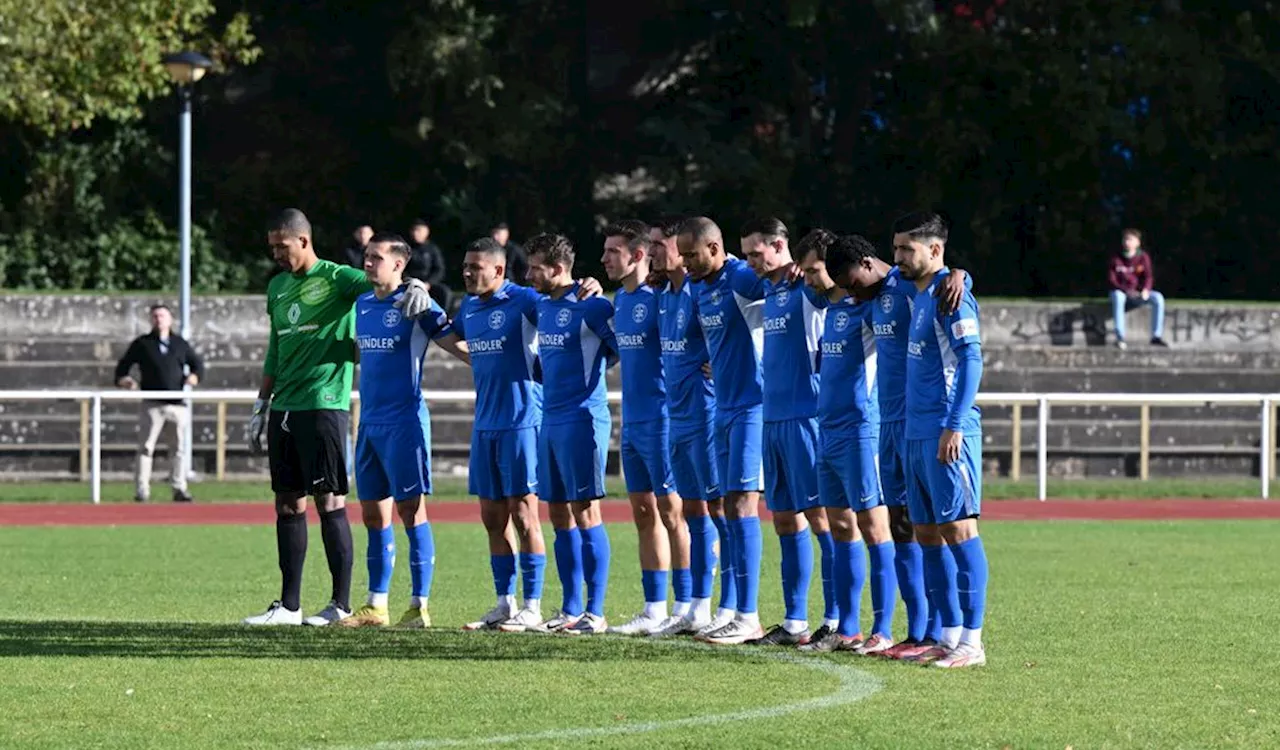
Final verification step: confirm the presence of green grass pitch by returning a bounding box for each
[1,519,1278,748]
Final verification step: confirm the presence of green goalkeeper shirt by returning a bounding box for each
[263,259,372,411]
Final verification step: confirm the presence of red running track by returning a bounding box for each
[1,499,1279,526]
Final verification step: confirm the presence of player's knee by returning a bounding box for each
[658,497,684,530]
[804,506,829,533]
[772,511,803,536]
[858,508,893,545]
[548,503,574,529]
[829,512,858,542]
[314,493,345,514]
[397,496,428,527]
[939,517,979,545]
[275,492,307,517]
[914,524,943,546]
[629,494,659,528]
[571,500,601,529]
[683,499,709,518]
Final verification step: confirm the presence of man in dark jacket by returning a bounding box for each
[491,222,528,285]
[407,218,452,310]
[343,225,374,269]
[1108,228,1169,349]
[115,304,206,502]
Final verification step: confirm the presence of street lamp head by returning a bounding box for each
[162,51,214,85]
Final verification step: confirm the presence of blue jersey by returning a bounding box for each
[818,297,879,438]
[692,257,766,411]
[658,279,714,424]
[871,268,917,424]
[761,277,826,422]
[614,284,667,424]
[449,280,542,431]
[355,287,451,425]
[536,284,617,425]
[906,268,983,440]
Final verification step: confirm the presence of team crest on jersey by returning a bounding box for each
[880,295,893,313]
[834,311,850,332]
[556,309,573,328]
[710,289,722,307]
[287,302,301,325]
[488,310,506,330]
[382,309,401,328]
[632,304,648,323]
[299,277,332,306]
[676,309,687,329]
[775,288,790,307]
[915,307,928,328]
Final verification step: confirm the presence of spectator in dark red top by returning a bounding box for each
[1108,228,1168,349]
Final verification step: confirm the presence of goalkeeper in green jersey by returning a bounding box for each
[242,208,435,627]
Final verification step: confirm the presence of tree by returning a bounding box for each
[0,0,259,134]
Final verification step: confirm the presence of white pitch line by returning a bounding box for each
[330,642,883,750]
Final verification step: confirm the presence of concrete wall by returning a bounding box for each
[2,294,1278,480]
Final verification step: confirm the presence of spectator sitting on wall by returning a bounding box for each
[1108,227,1169,350]
[407,218,452,310]
[491,221,528,285]
[114,304,205,503]
[343,225,374,269]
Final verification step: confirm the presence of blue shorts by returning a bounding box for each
[905,433,983,525]
[355,420,432,502]
[879,420,909,508]
[670,416,721,501]
[818,433,882,512]
[621,418,675,495]
[762,418,820,513]
[538,418,610,503]
[714,405,763,493]
[469,427,539,500]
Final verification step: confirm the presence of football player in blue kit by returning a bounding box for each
[602,220,693,636]
[339,233,470,629]
[649,219,727,636]
[740,220,839,648]
[526,233,620,636]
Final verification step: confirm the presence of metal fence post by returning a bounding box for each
[91,394,102,505]
[1037,397,1049,501]
[1262,398,1272,500]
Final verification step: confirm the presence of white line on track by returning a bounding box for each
[329,642,883,750]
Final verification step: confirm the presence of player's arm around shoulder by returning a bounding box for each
[333,262,373,302]
[427,304,471,365]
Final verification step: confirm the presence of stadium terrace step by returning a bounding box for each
[981,301,1280,350]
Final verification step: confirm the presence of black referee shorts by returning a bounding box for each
[268,409,350,497]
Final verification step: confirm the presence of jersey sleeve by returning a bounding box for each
[942,292,982,349]
[729,262,766,300]
[334,264,372,301]
[518,287,540,325]
[585,298,619,359]
[447,299,467,339]
[800,282,829,310]
[417,298,452,340]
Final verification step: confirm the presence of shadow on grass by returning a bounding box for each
[0,620,779,664]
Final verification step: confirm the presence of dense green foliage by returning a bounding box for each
[1,0,1276,296]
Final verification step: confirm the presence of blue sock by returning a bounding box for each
[518,552,546,603]
[816,531,837,622]
[672,568,692,607]
[553,528,584,616]
[921,543,962,630]
[894,541,929,642]
[406,521,434,599]
[867,541,896,637]
[779,527,813,622]
[732,517,763,615]
[580,524,611,617]
[711,514,736,610]
[834,540,866,637]
[490,553,517,599]
[949,536,989,630]
[687,514,716,600]
[641,569,668,605]
[367,525,395,595]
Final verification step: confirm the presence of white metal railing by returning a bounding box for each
[0,389,1275,504]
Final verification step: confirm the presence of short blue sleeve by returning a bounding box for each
[942,292,982,349]
[729,262,766,300]
[418,299,452,340]
[584,297,618,357]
